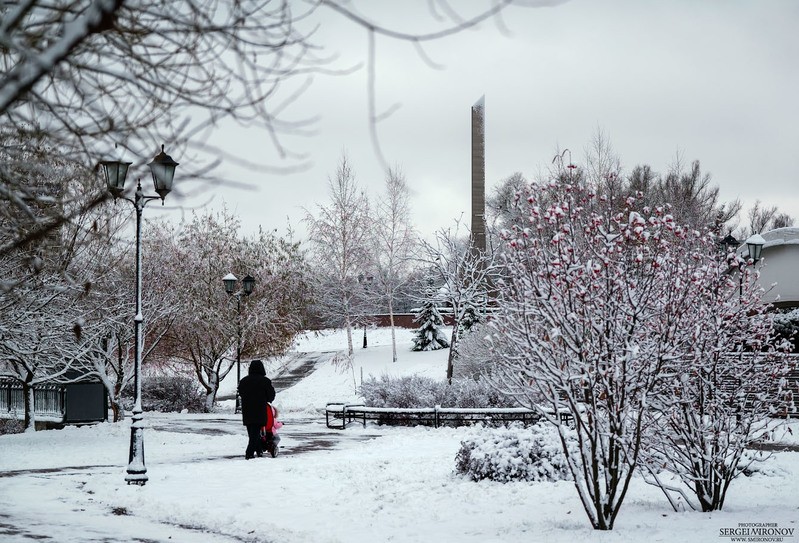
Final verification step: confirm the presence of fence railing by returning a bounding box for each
[0,381,66,420]
[325,402,556,430]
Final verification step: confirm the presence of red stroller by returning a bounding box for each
[260,403,282,458]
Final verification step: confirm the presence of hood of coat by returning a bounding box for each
[248,359,266,377]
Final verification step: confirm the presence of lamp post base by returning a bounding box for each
[125,411,148,486]
[234,394,242,415]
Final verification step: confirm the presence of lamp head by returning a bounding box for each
[242,275,255,296]
[745,234,765,263]
[148,144,179,201]
[99,160,132,197]
[222,273,237,294]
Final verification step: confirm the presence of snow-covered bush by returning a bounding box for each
[360,375,438,408]
[773,308,799,352]
[455,422,575,483]
[125,376,205,413]
[359,374,516,408]
[446,378,516,408]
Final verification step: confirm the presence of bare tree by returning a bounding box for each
[305,154,372,356]
[730,200,795,240]
[370,165,417,362]
[655,158,740,231]
[585,127,623,201]
[153,208,306,411]
[747,200,778,234]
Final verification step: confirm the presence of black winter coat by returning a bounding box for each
[238,360,276,426]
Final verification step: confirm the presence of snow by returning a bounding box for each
[1,327,798,542]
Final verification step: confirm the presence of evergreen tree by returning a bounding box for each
[411,288,449,352]
[457,302,481,338]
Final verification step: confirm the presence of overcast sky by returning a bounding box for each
[167,0,799,239]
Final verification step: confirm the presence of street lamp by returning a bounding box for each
[358,274,373,348]
[99,144,179,486]
[746,234,765,264]
[223,273,255,414]
[719,233,739,256]
[734,234,765,297]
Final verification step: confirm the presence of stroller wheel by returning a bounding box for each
[270,445,279,458]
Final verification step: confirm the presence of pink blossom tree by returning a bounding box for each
[492,179,740,530]
[640,250,791,512]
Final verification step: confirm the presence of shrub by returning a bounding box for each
[0,417,24,435]
[773,308,799,352]
[359,374,516,408]
[124,376,205,413]
[360,375,439,408]
[455,422,575,483]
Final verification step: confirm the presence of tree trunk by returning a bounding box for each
[446,327,458,383]
[204,372,219,412]
[389,299,397,363]
[111,379,125,422]
[23,379,35,432]
[345,313,354,356]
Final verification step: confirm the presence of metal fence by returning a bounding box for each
[0,381,66,420]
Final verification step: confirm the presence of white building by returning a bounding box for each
[742,227,799,309]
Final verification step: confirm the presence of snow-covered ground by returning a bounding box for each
[1,328,798,543]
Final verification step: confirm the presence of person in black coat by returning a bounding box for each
[237,359,276,459]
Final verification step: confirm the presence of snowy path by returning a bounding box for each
[217,350,337,401]
[0,411,383,542]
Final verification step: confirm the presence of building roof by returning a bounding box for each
[761,227,799,249]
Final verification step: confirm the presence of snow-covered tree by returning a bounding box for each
[487,172,529,235]
[0,281,89,430]
[411,283,449,352]
[0,189,122,429]
[420,223,498,381]
[78,217,180,422]
[1,1,535,262]
[149,208,307,411]
[305,154,372,356]
[492,180,723,530]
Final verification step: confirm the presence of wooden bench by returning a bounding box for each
[324,402,575,430]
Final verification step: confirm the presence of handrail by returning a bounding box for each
[0,380,66,420]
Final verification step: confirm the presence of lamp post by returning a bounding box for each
[223,273,255,414]
[357,274,373,348]
[99,144,179,486]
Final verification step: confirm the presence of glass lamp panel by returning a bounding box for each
[242,275,255,295]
